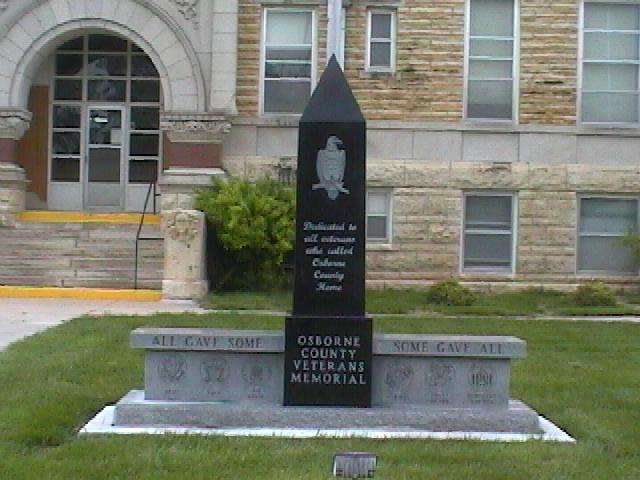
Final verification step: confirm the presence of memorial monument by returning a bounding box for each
[105,57,545,437]
[285,56,371,407]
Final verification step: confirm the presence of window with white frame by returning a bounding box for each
[367,10,396,71]
[262,9,314,114]
[581,3,640,123]
[578,197,638,273]
[466,0,516,120]
[367,190,392,243]
[463,193,515,270]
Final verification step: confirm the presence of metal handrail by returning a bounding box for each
[134,182,162,290]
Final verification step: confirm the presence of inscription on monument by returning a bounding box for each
[289,334,366,386]
[150,334,266,351]
[426,363,456,405]
[284,56,372,407]
[468,364,497,405]
[303,221,357,293]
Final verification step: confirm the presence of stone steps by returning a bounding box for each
[0,220,164,290]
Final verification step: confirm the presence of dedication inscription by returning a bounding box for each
[284,56,372,407]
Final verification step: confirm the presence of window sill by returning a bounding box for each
[462,119,517,129]
[579,122,640,133]
[358,70,398,80]
[366,243,395,251]
[576,271,639,278]
[460,268,515,277]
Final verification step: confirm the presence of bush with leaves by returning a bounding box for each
[621,234,640,266]
[574,281,616,306]
[196,177,295,291]
[426,280,477,306]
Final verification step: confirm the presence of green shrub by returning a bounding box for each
[574,281,617,307]
[621,234,640,265]
[196,177,295,291]
[426,280,477,306]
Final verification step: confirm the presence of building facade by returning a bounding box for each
[0,0,639,297]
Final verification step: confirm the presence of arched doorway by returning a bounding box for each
[47,33,162,211]
[0,0,208,213]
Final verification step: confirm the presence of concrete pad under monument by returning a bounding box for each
[83,57,566,441]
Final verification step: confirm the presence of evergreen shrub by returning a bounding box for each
[196,177,295,291]
[574,281,616,307]
[426,280,477,306]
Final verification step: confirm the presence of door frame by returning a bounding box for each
[83,104,128,212]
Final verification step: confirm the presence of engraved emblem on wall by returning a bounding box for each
[201,358,230,399]
[171,0,200,23]
[158,354,187,383]
[200,359,230,384]
[426,363,456,405]
[313,136,349,200]
[384,361,414,402]
[242,363,273,400]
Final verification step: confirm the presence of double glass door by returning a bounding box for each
[85,106,125,210]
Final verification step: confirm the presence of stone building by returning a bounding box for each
[0,0,639,298]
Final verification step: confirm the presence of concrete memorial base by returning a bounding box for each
[99,328,553,436]
[114,390,540,433]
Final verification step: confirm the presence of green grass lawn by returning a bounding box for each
[203,288,640,316]
[0,313,639,479]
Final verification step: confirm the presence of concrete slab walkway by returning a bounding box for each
[0,298,205,351]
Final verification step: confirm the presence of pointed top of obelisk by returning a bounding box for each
[300,55,365,124]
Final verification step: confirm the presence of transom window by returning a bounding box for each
[463,193,515,271]
[262,9,315,114]
[51,34,161,184]
[581,3,640,123]
[366,10,396,72]
[466,0,517,120]
[578,197,638,273]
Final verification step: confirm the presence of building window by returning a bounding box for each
[366,10,396,72]
[581,3,640,124]
[466,0,517,120]
[367,190,392,243]
[51,34,161,185]
[262,9,315,114]
[578,197,638,273]
[463,193,515,271]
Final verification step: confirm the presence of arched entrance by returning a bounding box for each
[0,0,207,211]
[46,33,163,211]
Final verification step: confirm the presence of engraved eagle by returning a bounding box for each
[313,135,350,200]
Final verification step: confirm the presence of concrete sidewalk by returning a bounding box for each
[2,299,639,352]
[0,298,205,351]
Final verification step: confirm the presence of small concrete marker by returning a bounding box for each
[333,452,377,478]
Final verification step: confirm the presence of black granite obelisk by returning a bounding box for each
[284,56,372,407]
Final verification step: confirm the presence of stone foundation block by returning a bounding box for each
[0,163,27,227]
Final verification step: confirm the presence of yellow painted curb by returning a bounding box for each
[0,286,163,302]
[18,211,160,225]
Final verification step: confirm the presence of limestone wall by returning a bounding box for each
[236,0,581,123]
[223,129,640,289]
[519,0,578,125]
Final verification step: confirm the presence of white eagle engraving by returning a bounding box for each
[313,136,350,200]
